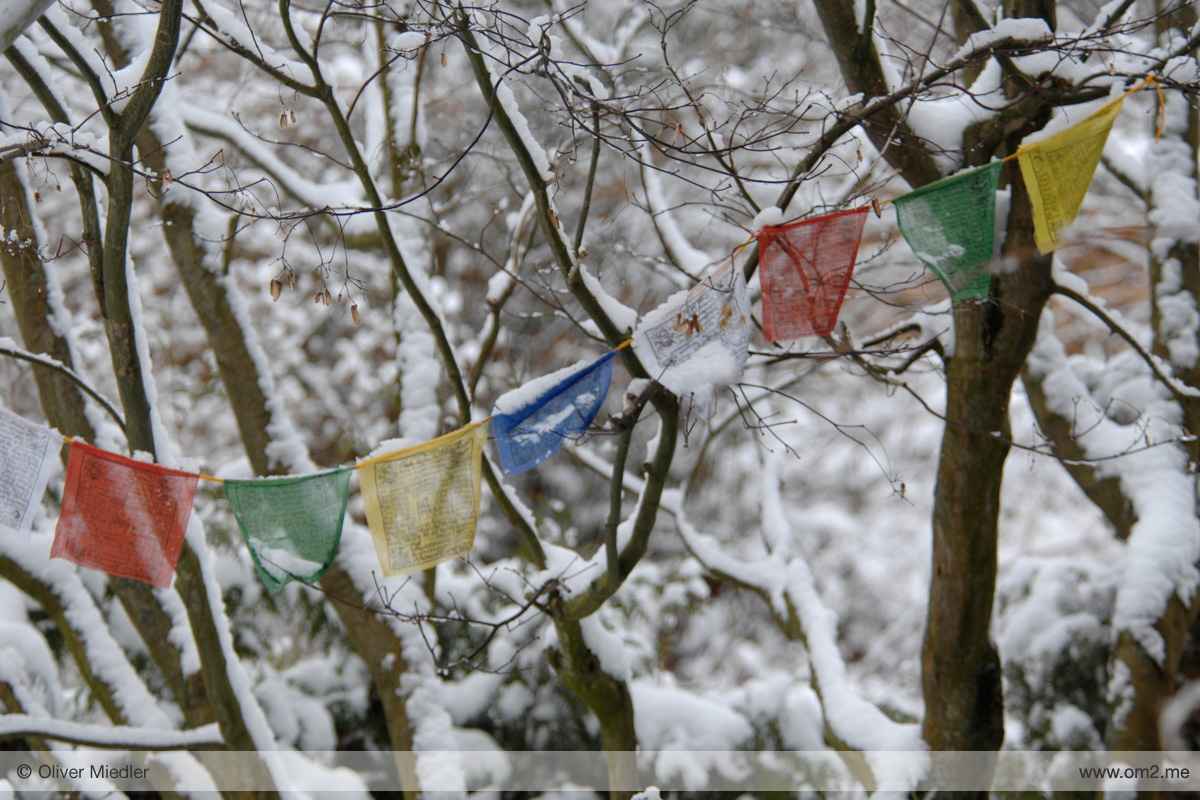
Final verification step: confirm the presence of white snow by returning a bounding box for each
[181,105,363,213]
[0,533,175,728]
[492,356,607,417]
[1147,94,1200,370]
[579,265,638,334]
[954,18,1054,61]
[0,0,55,52]
[1049,703,1098,748]
[675,493,927,788]
[394,288,443,442]
[579,613,631,681]
[255,546,321,581]
[406,678,468,798]
[639,140,716,278]
[0,714,221,748]
[631,679,753,750]
[255,675,337,751]
[1026,311,1200,664]
[751,206,786,230]
[184,516,282,750]
[654,341,741,401]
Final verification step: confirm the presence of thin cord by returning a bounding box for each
[35,76,1166,489]
[60,434,228,483]
[354,419,489,471]
[1004,75,1160,162]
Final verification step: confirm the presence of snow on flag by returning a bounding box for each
[51,442,198,588]
[632,260,751,400]
[757,207,869,341]
[492,352,616,475]
[0,407,61,540]
[224,467,352,593]
[1017,98,1123,253]
[358,422,487,576]
[894,162,1002,300]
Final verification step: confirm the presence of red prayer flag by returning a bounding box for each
[51,442,199,588]
[757,207,869,341]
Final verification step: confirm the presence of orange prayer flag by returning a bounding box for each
[757,207,869,340]
[51,442,199,588]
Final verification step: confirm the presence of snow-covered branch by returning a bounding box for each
[0,716,222,750]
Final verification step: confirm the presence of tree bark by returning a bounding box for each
[921,166,1053,758]
[0,159,95,442]
[546,613,637,800]
[139,121,421,799]
[812,0,1055,770]
[811,0,943,188]
[1106,3,1200,754]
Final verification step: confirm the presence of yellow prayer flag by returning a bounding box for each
[359,422,487,575]
[1017,98,1123,253]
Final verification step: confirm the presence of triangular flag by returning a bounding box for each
[894,162,1002,300]
[51,442,198,588]
[632,260,750,400]
[0,407,61,540]
[758,207,869,340]
[1018,98,1123,253]
[492,352,616,475]
[358,422,487,576]
[224,468,352,593]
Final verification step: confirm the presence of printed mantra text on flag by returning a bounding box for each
[758,207,869,340]
[359,422,487,575]
[52,442,198,588]
[0,406,61,540]
[492,352,616,475]
[894,162,1002,300]
[224,467,353,593]
[1018,98,1123,253]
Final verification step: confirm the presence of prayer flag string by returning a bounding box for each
[0,73,1166,587]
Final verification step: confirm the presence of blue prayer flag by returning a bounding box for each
[492,352,617,475]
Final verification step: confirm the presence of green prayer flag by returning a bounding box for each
[224,468,352,593]
[894,162,1002,300]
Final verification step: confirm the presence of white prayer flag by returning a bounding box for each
[0,407,61,540]
[633,261,750,406]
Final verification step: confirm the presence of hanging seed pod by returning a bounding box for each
[33,192,41,203]
[270,279,283,300]
[548,208,559,229]
[323,288,333,305]
[314,293,323,304]
[289,109,296,124]
[351,304,361,325]
[441,51,447,67]
[280,112,289,128]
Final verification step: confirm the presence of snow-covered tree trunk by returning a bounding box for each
[814,0,1054,767]
[1109,4,1200,753]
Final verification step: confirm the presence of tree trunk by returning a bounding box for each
[139,123,421,798]
[546,612,637,800]
[921,167,1052,762]
[0,159,95,442]
[1107,5,1200,754]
